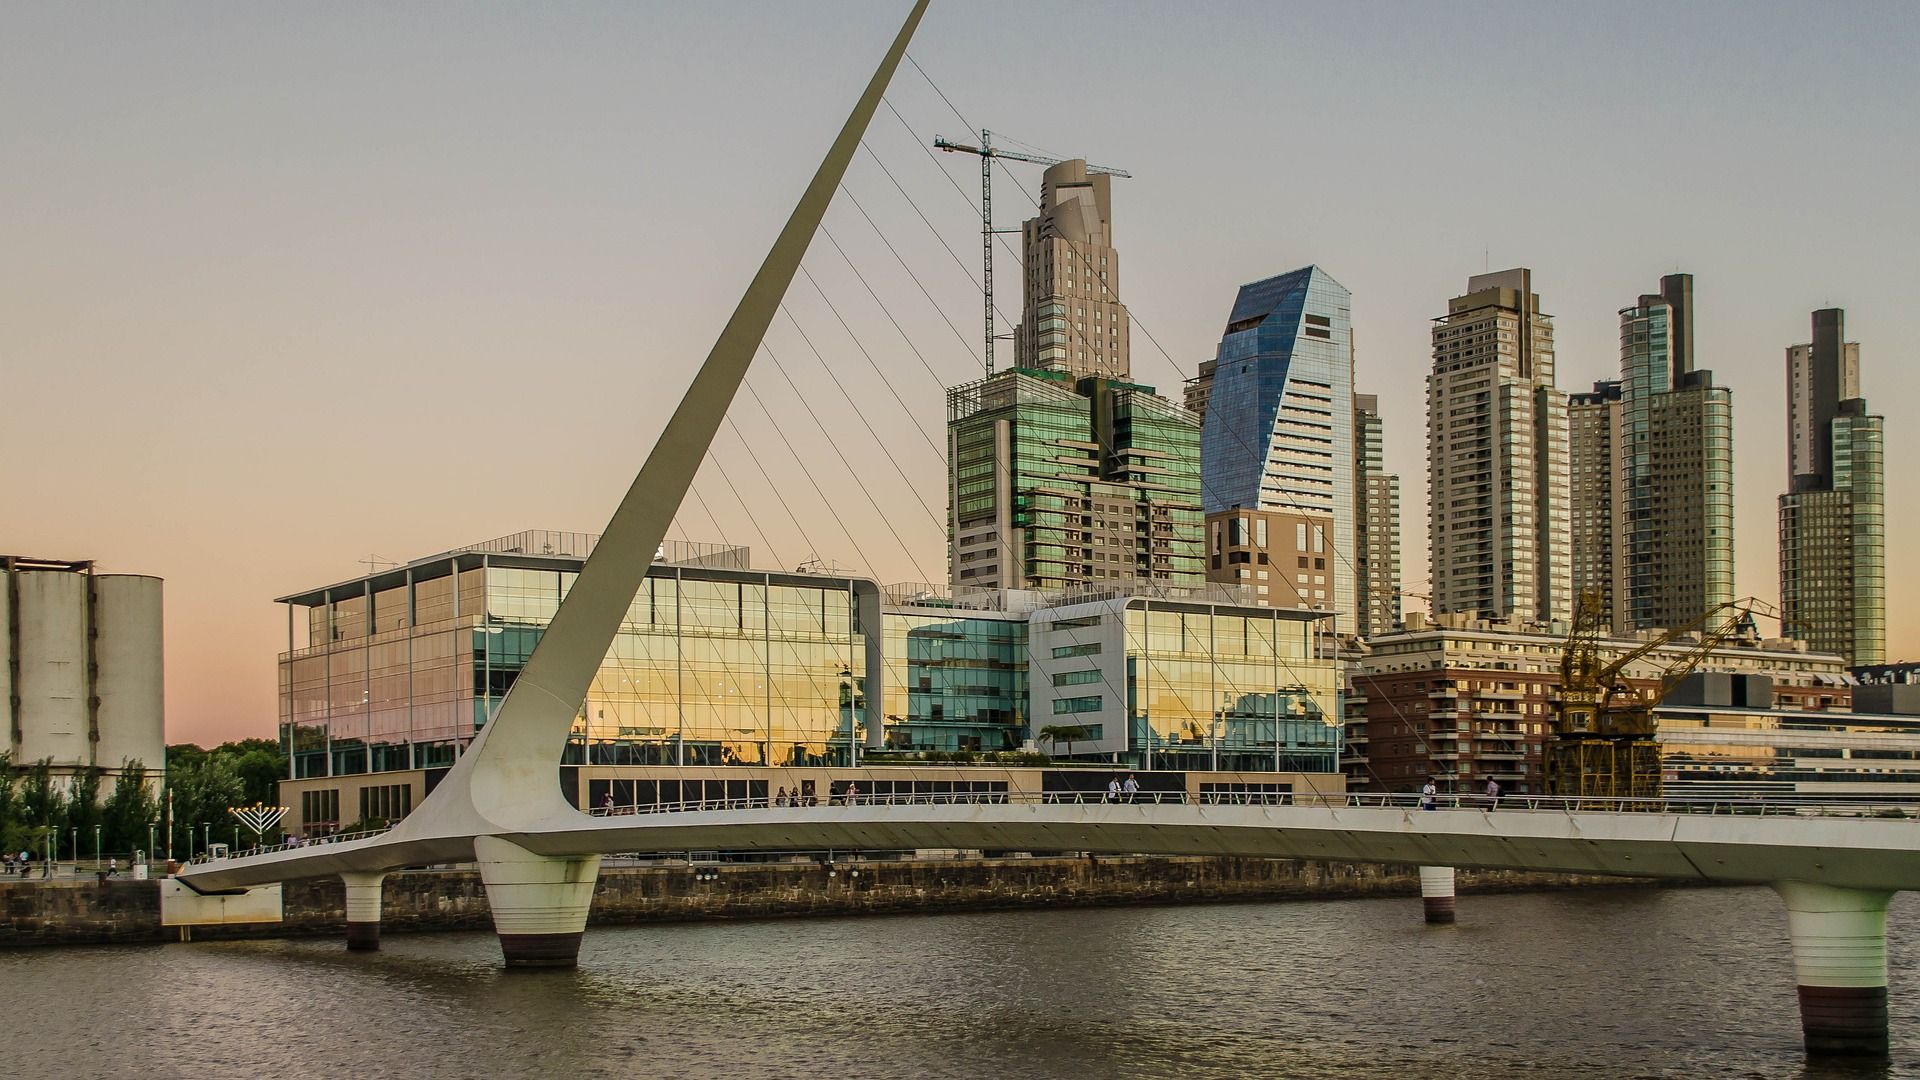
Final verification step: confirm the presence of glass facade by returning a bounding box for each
[948,368,1204,593]
[1616,282,1734,632]
[1127,605,1339,772]
[283,558,868,779]
[878,609,1027,752]
[1188,266,1355,633]
[1780,414,1886,665]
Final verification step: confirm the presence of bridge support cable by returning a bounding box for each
[774,302,949,540]
[1418,865,1456,925]
[834,184,982,367]
[796,263,947,465]
[1773,880,1895,1057]
[476,836,602,969]
[818,220,971,390]
[755,339,944,583]
[342,870,388,951]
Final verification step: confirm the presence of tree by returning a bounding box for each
[65,767,102,860]
[1037,724,1092,759]
[165,751,244,857]
[101,759,160,855]
[19,758,66,857]
[0,752,26,856]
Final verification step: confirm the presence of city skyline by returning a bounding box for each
[5,1,1917,743]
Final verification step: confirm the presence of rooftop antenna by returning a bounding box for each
[934,131,1130,376]
[359,554,397,575]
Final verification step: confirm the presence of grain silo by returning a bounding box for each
[3,556,165,794]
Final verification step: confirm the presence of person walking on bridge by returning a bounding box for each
[1122,774,1140,803]
[1421,780,1438,811]
[1106,776,1122,803]
[1484,778,1501,810]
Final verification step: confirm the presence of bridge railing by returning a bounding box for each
[191,824,397,865]
[584,791,1920,819]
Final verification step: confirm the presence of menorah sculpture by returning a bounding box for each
[229,803,288,847]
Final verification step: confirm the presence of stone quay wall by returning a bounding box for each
[0,857,1657,948]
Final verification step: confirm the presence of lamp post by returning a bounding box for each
[69,827,76,865]
[147,824,157,868]
[94,824,101,868]
[839,667,857,769]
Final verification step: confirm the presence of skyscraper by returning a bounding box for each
[1426,268,1571,625]
[1614,274,1734,631]
[1186,266,1353,624]
[1568,379,1622,621]
[950,159,1201,594]
[1353,393,1402,637]
[1779,308,1886,664]
[947,371,1203,593]
[1012,159,1130,380]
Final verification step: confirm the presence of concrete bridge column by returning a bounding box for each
[1419,866,1456,924]
[475,835,601,968]
[342,871,387,951]
[1772,881,1893,1057]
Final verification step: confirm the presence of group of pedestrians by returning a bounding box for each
[772,786,821,807]
[1420,778,1502,810]
[1104,774,1142,803]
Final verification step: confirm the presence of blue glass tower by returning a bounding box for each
[1188,266,1354,630]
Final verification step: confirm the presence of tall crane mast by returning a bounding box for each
[933,130,1131,376]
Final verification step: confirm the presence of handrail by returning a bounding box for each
[192,791,1918,867]
[582,791,1920,819]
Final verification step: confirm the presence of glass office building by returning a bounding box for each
[1028,593,1340,773]
[280,532,878,779]
[1186,266,1354,632]
[877,603,1028,753]
[275,533,1343,832]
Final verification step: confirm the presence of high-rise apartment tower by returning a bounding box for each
[1012,159,1130,380]
[1779,308,1885,664]
[1426,268,1571,625]
[1614,274,1734,631]
[1568,380,1622,620]
[1354,393,1403,637]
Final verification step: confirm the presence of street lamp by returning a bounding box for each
[94,824,100,868]
[839,667,857,769]
[147,824,157,867]
[69,827,76,865]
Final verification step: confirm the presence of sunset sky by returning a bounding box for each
[6,1,1916,746]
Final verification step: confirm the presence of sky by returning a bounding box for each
[4,1,1917,745]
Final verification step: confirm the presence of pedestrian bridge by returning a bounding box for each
[179,790,1920,895]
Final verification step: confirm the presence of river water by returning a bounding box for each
[4,885,1915,1079]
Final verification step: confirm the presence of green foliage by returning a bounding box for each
[157,739,288,855]
[101,760,161,855]
[1036,724,1092,758]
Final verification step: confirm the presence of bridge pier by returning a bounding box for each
[1419,866,1456,924]
[1773,881,1893,1057]
[475,836,601,969]
[342,871,388,950]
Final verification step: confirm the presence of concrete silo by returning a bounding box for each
[4,556,166,793]
[93,574,166,776]
[11,567,91,767]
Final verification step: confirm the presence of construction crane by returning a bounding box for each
[933,130,1131,376]
[1549,593,1779,801]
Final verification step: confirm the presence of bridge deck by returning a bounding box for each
[178,794,1920,895]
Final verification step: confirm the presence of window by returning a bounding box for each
[1054,695,1103,714]
[1052,642,1102,659]
[1053,669,1103,686]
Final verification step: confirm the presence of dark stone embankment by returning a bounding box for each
[0,856,1660,948]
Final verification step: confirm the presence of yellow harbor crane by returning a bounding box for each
[1549,592,1779,800]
